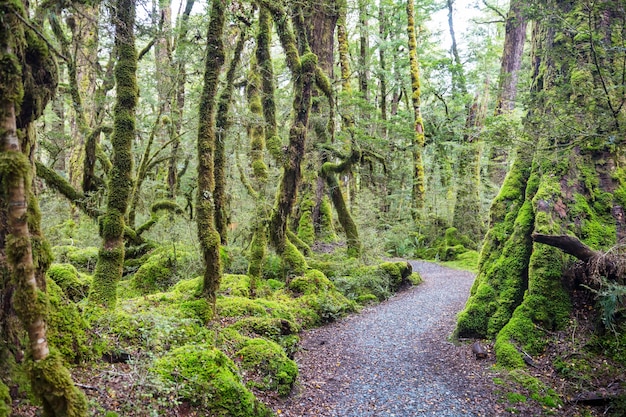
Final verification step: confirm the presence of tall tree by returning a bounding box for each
[89,0,138,307]
[259,0,317,274]
[0,0,87,413]
[196,0,226,306]
[494,0,528,115]
[457,0,626,368]
[406,0,426,223]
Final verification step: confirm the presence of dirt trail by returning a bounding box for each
[272,261,502,417]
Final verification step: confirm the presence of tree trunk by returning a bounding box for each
[494,0,527,115]
[1,0,87,413]
[214,26,248,245]
[89,0,138,308]
[406,0,426,224]
[196,0,226,306]
[167,0,195,198]
[457,0,626,369]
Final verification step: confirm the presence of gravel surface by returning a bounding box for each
[272,261,504,416]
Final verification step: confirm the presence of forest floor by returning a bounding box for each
[266,261,603,417]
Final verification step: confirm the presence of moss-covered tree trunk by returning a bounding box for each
[242,6,272,294]
[89,0,138,307]
[0,0,87,414]
[494,0,527,116]
[258,0,316,276]
[457,0,626,368]
[215,25,247,245]
[196,0,226,305]
[167,0,195,198]
[406,0,426,224]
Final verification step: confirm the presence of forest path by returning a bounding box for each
[272,261,502,416]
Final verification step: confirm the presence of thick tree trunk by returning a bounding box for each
[457,1,626,369]
[1,1,87,414]
[89,0,138,308]
[196,0,226,306]
[494,0,527,115]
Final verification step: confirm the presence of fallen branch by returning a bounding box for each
[531,233,598,262]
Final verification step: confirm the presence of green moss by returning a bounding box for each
[46,278,90,363]
[219,274,250,297]
[297,197,315,246]
[217,296,270,318]
[0,380,10,417]
[29,351,88,417]
[47,263,90,302]
[289,269,333,295]
[179,299,213,323]
[236,338,298,396]
[130,247,196,294]
[281,239,307,277]
[152,345,271,416]
[318,197,337,242]
[89,245,124,307]
[508,370,562,408]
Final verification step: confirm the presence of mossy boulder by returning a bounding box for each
[46,278,91,363]
[47,263,90,302]
[153,344,271,416]
[333,261,414,303]
[130,247,197,294]
[229,317,300,356]
[52,246,99,272]
[289,269,333,295]
[237,338,298,396]
[219,274,250,297]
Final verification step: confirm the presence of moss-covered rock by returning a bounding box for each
[237,338,298,396]
[46,278,91,363]
[130,246,197,294]
[52,246,99,273]
[332,262,414,303]
[47,263,90,302]
[229,317,300,356]
[289,269,333,295]
[219,274,250,297]
[153,345,272,416]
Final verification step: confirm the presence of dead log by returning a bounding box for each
[531,233,599,262]
[472,341,488,359]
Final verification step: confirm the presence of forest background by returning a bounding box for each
[1,0,626,415]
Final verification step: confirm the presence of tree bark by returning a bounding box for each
[494,0,527,115]
[90,0,138,308]
[196,0,226,306]
[457,1,626,370]
[406,0,426,223]
[1,0,87,413]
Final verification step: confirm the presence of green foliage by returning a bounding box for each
[47,263,90,302]
[0,380,10,417]
[236,338,297,395]
[152,345,272,416]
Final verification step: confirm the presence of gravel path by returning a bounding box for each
[272,261,504,416]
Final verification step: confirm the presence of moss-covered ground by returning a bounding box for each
[3,243,422,416]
